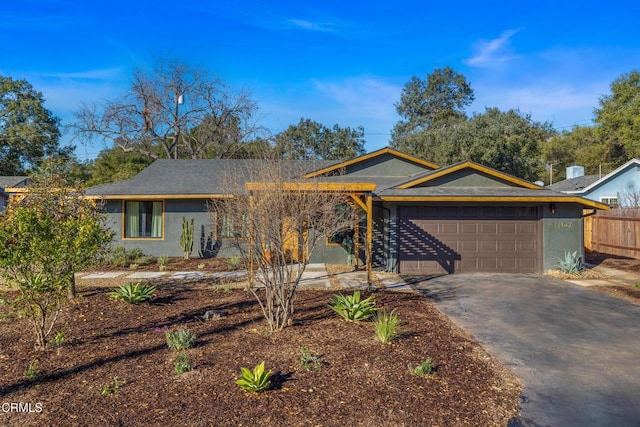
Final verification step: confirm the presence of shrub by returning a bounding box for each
[374,309,400,344]
[330,290,377,322]
[157,255,169,271]
[129,263,139,270]
[174,352,192,374]
[299,346,323,371]
[51,330,65,347]
[24,359,39,380]
[108,282,155,304]
[165,327,196,350]
[557,250,583,274]
[409,358,434,378]
[133,255,155,266]
[226,255,243,270]
[100,377,123,396]
[101,246,144,268]
[236,361,272,393]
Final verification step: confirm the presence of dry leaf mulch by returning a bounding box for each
[0,284,521,426]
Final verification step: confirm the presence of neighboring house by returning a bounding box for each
[548,159,640,207]
[86,148,607,274]
[0,176,31,212]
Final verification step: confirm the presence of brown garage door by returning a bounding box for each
[398,206,540,274]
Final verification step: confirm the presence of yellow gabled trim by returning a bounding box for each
[377,195,609,210]
[398,161,541,190]
[3,187,29,193]
[349,193,368,212]
[245,182,376,192]
[302,147,440,178]
[85,194,234,200]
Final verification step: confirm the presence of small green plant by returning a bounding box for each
[212,283,233,293]
[102,246,144,268]
[100,377,123,396]
[374,309,401,344]
[108,282,155,304]
[24,359,39,380]
[330,290,377,322]
[299,346,323,371]
[174,352,192,374]
[556,250,583,274]
[51,330,65,347]
[198,263,206,269]
[180,217,194,259]
[129,263,139,270]
[409,358,434,378]
[133,255,155,266]
[165,327,196,350]
[226,255,243,270]
[236,361,272,393]
[157,255,169,271]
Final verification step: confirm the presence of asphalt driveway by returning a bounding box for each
[409,273,640,427]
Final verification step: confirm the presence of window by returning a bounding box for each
[124,201,163,238]
[600,197,618,208]
[217,212,248,239]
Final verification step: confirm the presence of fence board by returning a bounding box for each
[590,209,640,259]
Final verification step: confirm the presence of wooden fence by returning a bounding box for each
[586,208,640,259]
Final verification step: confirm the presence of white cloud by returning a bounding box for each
[464,29,520,67]
[286,18,337,32]
[312,76,400,122]
[472,80,609,127]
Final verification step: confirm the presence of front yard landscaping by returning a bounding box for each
[0,282,521,426]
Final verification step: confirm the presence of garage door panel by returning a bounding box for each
[399,206,540,274]
[460,223,477,234]
[441,223,458,234]
[499,240,517,251]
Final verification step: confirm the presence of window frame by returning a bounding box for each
[122,200,165,240]
[599,196,619,208]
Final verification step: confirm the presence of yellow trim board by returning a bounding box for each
[378,195,609,210]
[85,194,234,200]
[302,147,440,178]
[398,161,541,190]
[245,182,376,192]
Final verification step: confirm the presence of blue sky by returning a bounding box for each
[3,0,640,160]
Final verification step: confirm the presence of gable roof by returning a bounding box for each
[551,159,640,195]
[0,176,30,195]
[546,175,600,192]
[396,161,541,190]
[302,147,439,178]
[85,159,335,198]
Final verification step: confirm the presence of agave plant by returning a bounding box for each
[330,290,377,322]
[107,282,155,304]
[236,361,272,393]
[556,250,583,274]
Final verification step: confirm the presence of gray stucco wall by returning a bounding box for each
[103,199,242,258]
[541,203,585,271]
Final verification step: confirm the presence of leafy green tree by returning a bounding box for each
[540,126,623,183]
[395,108,553,181]
[86,147,154,186]
[275,118,365,160]
[0,171,112,349]
[72,57,264,160]
[594,70,640,157]
[391,67,474,150]
[0,76,70,175]
[462,108,554,181]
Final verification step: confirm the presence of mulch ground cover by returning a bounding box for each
[0,281,520,426]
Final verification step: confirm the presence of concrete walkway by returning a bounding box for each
[79,264,414,290]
